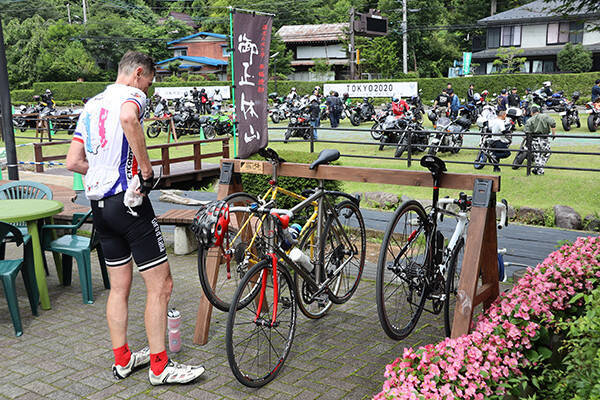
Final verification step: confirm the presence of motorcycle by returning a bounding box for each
[268,93,289,124]
[585,101,600,132]
[172,101,201,136]
[558,92,581,131]
[146,98,172,138]
[474,118,513,170]
[394,111,429,158]
[203,112,234,139]
[458,101,478,125]
[505,107,523,131]
[370,103,392,140]
[350,98,375,126]
[427,106,450,128]
[284,107,312,142]
[428,116,469,155]
[378,113,407,151]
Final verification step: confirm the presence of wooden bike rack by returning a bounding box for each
[193,158,501,344]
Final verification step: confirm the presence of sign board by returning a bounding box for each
[354,10,388,37]
[323,82,418,98]
[462,52,472,75]
[154,86,231,100]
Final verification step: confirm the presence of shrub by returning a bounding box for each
[557,43,593,73]
[374,236,600,400]
[10,89,34,103]
[240,149,342,211]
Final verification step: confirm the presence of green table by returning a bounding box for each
[0,199,64,310]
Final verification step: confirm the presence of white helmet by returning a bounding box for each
[543,81,551,87]
[309,95,317,102]
[473,93,481,101]
[291,87,296,91]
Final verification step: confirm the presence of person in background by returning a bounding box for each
[199,89,209,114]
[326,91,343,128]
[522,88,534,124]
[308,95,320,140]
[467,84,475,103]
[312,86,321,99]
[508,87,520,108]
[497,89,509,112]
[211,89,222,113]
[391,95,410,117]
[488,110,512,172]
[446,82,453,92]
[433,89,449,109]
[41,89,56,109]
[592,79,600,102]
[287,87,298,102]
[65,50,205,386]
[522,105,556,175]
[191,87,200,114]
[448,89,461,118]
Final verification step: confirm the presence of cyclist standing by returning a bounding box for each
[65,51,205,386]
[522,105,556,175]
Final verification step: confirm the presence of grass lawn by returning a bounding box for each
[9,111,600,218]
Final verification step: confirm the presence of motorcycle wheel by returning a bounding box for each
[303,127,312,141]
[284,129,292,143]
[474,151,486,170]
[512,150,527,170]
[588,115,597,132]
[350,112,361,127]
[394,138,409,158]
[378,136,386,151]
[576,117,581,128]
[271,113,281,124]
[370,122,383,140]
[203,125,216,139]
[561,116,571,132]
[450,135,463,154]
[146,123,161,139]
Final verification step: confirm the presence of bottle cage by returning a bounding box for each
[191,200,230,249]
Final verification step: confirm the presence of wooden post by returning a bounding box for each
[193,162,243,345]
[223,138,230,159]
[33,143,44,173]
[169,117,178,142]
[193,143,201,170]
[451,179,499,338]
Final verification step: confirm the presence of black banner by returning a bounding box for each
[233,11,272,159]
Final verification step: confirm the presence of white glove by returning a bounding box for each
[124,175,144,208]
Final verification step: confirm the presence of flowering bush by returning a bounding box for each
[374,236,600,400]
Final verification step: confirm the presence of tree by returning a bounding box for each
[168,61,182,77]
[557,43,593,73]
[543,0,600,15]
[492,47,527,73]
[270,32,293,79]
[359,36,401,79]
[310,59,331,80]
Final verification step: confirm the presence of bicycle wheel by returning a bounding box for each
[294,223,335,319]
[226,259,297,388]
[443,238,464,338]
[321,199,366,304]
[198,192,263,312]
[376,200,429,340]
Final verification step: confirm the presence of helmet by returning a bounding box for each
[543,81,551,87]
[45,89,52,94]
[501,89,507,94]
[473,93,481,101]
[482,90,489,96]
[572,91,580,100]
[291,87,296,91]
[410,95,419,103]
[363,97,369,102]
[309,95,317,102]
[526,88,532,92]
[343,92,349,98]
[191,201,230,248]
[392,96,400,103]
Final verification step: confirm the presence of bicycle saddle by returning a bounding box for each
[309,149,340,170]
[258,147,286,163]
[420,155,446,176]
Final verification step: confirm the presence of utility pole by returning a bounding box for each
[83,0,87,24]
[349,7,356,80]
[0,16,19,180]
[67,4,72,24]
[491,0,497,16]
[402,0,408,74]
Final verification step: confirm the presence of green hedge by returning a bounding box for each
[241,150,342,211]
[10,89,35,103]
[19,72,599,104]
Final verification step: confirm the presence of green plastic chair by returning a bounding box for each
[0,221,39,336]
[41,209,110,304]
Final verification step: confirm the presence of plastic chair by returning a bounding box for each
[41,210,110,304]
[0,222,39,336]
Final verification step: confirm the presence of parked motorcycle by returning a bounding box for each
[172,101,201,136]
[268,93,290,124]
[474,119,513,170]
[146,98,172,138]
[394,111,429,158]
[203,112,234,139]
[458,101,478,125]
[370,104,392,140]
[378,113,406,151]
[284,107,312,142]
[428,116,469,155]
[505,107,523,131]
[350,97,375,126]
[558,92,581,131]
[585,101,600,132]
[427,106,450,128]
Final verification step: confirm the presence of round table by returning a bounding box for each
[0,199,64,310]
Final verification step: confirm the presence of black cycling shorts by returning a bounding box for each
[91,192,168,272]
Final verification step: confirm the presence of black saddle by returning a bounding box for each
[420,155,446,177]
[309,149,340,170]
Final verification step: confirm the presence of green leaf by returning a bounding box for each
[570,292,585,305]
[538,346,553,360]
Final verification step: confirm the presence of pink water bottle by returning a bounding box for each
[167,308,182,353]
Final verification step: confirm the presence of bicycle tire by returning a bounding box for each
[376,200,429,340]
[226,259,297,387]
[197,192,263,312]
[443,238,464,338]
[321,200,366,304]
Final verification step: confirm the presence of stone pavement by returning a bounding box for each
[0,243,452,400]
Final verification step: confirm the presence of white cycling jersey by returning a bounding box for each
[73,84,147,200]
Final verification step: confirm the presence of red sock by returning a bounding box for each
[113,344,131,367]
[150,350,168,375]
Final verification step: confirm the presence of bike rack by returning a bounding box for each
[193,158,501,344]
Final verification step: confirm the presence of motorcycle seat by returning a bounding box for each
[309,149,340,170]
[420,155,447,176]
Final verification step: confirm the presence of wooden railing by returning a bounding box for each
[32,140,70,172]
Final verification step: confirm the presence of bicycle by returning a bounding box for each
[207,149,366,387]
[376,155,508,340]
[198,148,347,318]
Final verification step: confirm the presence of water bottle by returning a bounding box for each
[281,223,302,250]
[289,247,313,273]
[167,308,181,353]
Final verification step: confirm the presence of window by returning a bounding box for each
[532,60,543,73]
[487,27,500,49]
[547,22,570,44]
[543,60,555,73]
[174,49,187,57]
[501,25,521,47]
[569,21,584,44]
[222,46,230,57]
